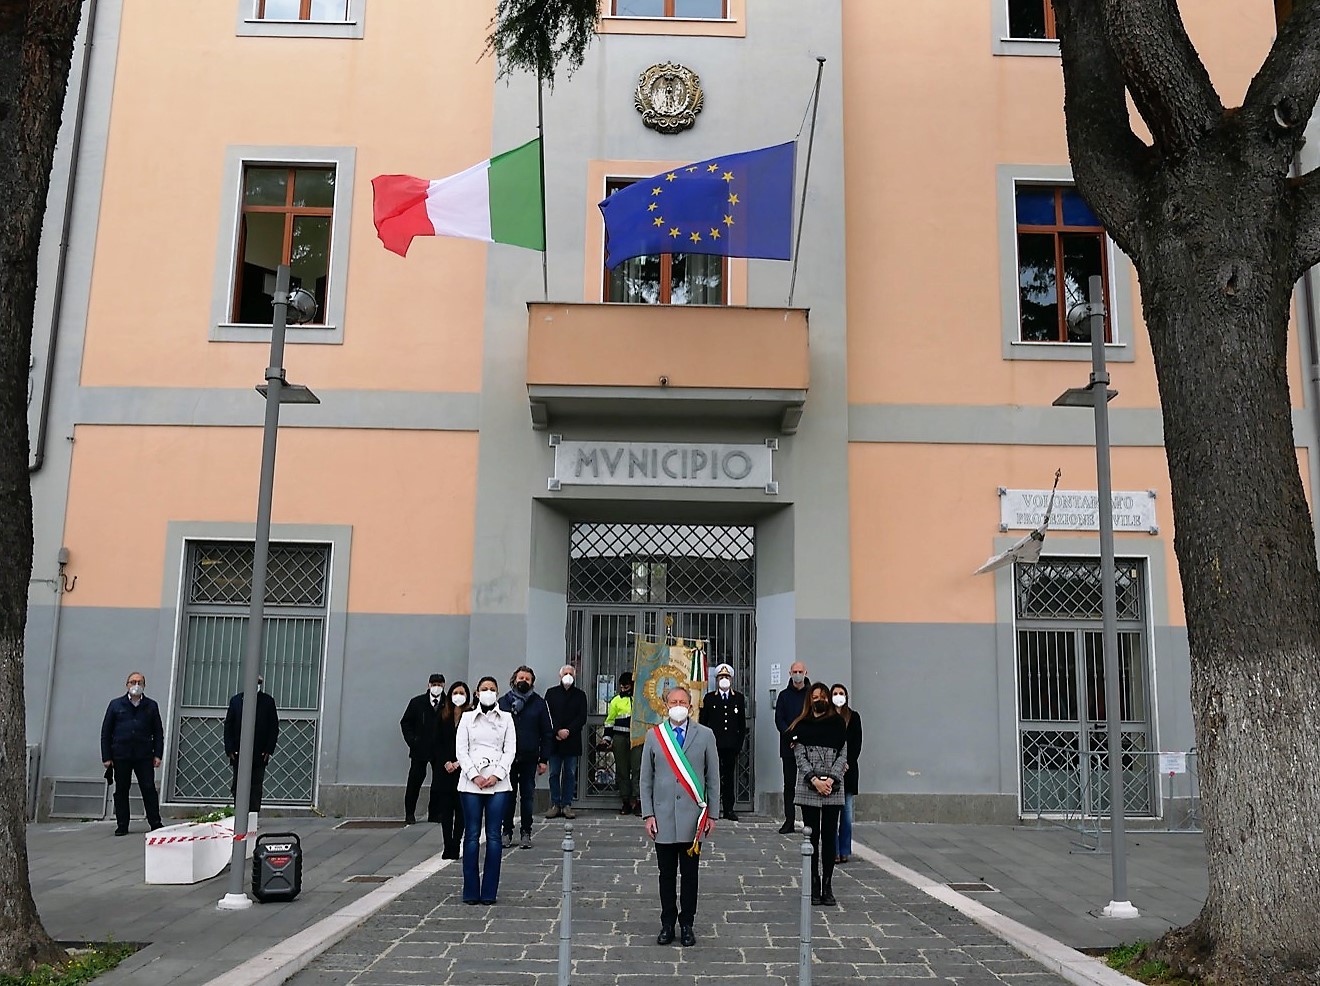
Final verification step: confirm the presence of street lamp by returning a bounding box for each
[218,266,319,911]
[1053,274,1139,920]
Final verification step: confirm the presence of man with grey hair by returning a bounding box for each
[545,663,588,819]
[100,671,165,836]
[641,685,719,948]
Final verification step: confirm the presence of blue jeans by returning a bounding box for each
[547,754,579,807]
[838,793,855,855]
[461,790,510,903]
[503,759,537,836]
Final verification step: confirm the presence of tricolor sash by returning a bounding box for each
[654,721,710,856]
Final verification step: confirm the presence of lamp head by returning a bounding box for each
[287,287,318,324]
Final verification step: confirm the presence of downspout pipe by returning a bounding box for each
[29,0,97,474]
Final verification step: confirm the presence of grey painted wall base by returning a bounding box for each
[317,784,551,820]
[759,791,1020,825]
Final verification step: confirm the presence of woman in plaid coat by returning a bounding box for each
[790,683,848,907]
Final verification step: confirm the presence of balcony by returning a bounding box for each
[526,303,809,433]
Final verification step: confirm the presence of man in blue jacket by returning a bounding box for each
[100,671,165,836]
[498,665,552,850]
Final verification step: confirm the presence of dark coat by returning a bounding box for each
[101,695,164,762]
[774,681,810,756]
[546,684,589,756]
[700,688,748,752]
[400,692,445,761]
[498,688,553,763]
[224,691,280,762]
[843,710,863,796]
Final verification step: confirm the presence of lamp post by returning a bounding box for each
[218,265,319,911]
[1052,274,1138,920]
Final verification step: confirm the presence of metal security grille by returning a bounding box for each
[1016,557,1154,818]
[568,523,756,807]
[169,541,329,805]
[569,523,755,606]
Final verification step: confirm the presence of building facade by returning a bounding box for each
[24,1,1293,824]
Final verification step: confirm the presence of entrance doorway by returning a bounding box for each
[565,523,756,808]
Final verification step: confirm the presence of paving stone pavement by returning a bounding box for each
[288,815,1076,986]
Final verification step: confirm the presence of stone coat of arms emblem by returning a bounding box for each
[635,62,704,134]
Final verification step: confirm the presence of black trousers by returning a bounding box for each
[800,805,841,885]
[404,758,443,820]
[230,755,268,813]
[435,772,463,855]
[781,754,797,824]
[655,842,701,928]
[717,746,739,814]
[504,758,537,836]
[112,758,161,830]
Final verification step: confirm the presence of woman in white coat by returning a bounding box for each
[456,675,516,905]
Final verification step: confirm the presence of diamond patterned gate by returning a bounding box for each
[1016,557,1155,817]
[168,541,329,805]
[567,524,756,808]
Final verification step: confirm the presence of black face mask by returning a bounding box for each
[515,681,532,694]
[620,687,632,695]
[812,700,829,714]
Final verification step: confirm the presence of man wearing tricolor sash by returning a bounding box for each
[640,686,720,948]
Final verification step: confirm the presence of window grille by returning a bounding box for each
[569,523,754,606]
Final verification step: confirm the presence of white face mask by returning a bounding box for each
[667,705,690,724]
[478,690,499,708]
[718,677,731,690]
[127,684,144,697]
[451,692,468,707]
[832,694,847,708]
[429,685,444,698]
[561,674,575,687]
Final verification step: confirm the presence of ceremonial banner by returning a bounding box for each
[630,636,708,748]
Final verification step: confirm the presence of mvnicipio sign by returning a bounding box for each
[550,439,775,491]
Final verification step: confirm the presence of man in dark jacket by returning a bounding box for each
[545,664,589,819]
[498,665,552,849]
[399,673,446,824]
[700,662,748,821]
[773,660,810,834]
[224,674,281,813]
[100,671,165,836]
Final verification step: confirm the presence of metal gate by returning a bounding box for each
[168,541,329,806]
[566,523,756,808]
[1015,557,1156,817]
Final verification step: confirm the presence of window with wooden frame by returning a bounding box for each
[256,0,349,20]
[612,0,727,18]
[1015,185,1111,343]
[603,179,727,306]
[231,166,335,325]
[1006,0,1054,39]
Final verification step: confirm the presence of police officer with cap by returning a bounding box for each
[700,662,747,821]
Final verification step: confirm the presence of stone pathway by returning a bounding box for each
[289,816,1072,985]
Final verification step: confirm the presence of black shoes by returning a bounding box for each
[113,828,128,837]
[404,815,417,825]
[723,810,739,822]
[778,821,795,834]
[821,879,837,907]
[811,875,822,906]
[657,925,676,945]
[679,925,696,947]
[149,821,164,831]
[619,802,631,815]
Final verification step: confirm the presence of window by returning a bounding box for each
[231,166,334,326]
[603,179,726,305]
[1015,185,1110,344]
[1007,0,1053,39]
[236,0,365,38]
[257,0,348,18]
[211,146,355,343]
[612,0,727,16]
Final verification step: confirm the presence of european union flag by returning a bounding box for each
[599,142,795,270]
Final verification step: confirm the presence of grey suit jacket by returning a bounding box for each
[640,720,721,844]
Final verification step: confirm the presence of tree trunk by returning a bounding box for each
[0,0,83,974]
[1136,124,1320,983]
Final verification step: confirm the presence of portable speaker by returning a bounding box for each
[252,832,302,903]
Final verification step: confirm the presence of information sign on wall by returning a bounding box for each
[999,488,1158,534]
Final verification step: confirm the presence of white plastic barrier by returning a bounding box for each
[144,813,257,885]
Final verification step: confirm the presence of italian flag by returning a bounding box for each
[371,138,544,257]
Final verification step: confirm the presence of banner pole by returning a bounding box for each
[787,57,826,308]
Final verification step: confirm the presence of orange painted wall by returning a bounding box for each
[61,426,478,615]
[840,1,1294,409]
[80,0,497,393]
[849,443,1185,626]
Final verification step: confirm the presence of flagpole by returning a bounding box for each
[537,67,549,301]
[787,56,826,308]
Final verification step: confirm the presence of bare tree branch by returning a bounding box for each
[1052,0,1148,255]
[1289,169,1320,278]
[1244,0,1320,143]
[1098,0,1222,157]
